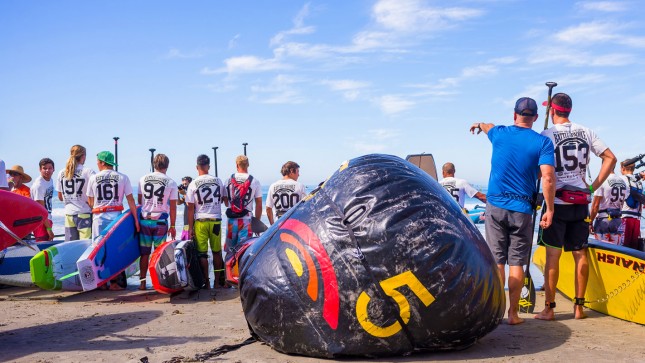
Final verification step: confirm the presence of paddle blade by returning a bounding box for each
[251,217,268,234]
[518,270,536,313]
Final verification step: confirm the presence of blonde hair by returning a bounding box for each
[65,145,86,179]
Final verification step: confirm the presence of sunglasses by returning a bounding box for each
[8,172,20,177]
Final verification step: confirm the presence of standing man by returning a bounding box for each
[266,161,307,225]
[589,170,628,244]
[438,162,487,211]
[536,93,616,320]
[177,176,193,240]
[225,155,262,251]
[31,158,56,241]
[58,145,95,241]
[6,165,31,197]
[620,159,644,249]
[86,151,140,290]
[0,159,9,190]
[186,155,227,289]
[137,154,178,290]
[470,96,556,325]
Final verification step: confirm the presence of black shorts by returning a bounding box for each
[539,204,589,252]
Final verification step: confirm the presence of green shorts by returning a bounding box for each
[194,219,222,254]
[65,213,92,241]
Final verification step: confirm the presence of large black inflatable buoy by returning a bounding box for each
[238,154,504,358]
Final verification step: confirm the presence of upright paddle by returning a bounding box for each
[519,81,557,314]
[113,137,120,171]
[212,146,219,178]
[149,148,156,172]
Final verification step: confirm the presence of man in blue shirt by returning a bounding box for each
[470,97,556,325]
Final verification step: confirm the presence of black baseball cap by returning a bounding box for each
[514,97,538,116]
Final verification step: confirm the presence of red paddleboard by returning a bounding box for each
[149,240,182,294]
[0,190,48,250]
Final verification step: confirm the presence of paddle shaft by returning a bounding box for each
[527,84,557,263]
[149,148,156,172]
[113,137,119,171]
[212,147,219,177]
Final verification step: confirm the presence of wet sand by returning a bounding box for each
[0,286,643,363]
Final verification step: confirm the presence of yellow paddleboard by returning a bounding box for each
[533,239,645,325]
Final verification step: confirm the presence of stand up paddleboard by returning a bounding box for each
[149,240,182,294]
[0,240,61,287]
[76,209,141,291]
[0,190,48,250]
[30,239,92,291]
[174,240,204,290]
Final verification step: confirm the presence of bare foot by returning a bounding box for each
[109,284,125,291]
[139,283,147,290]
[508,315,525,325]
[574,305,587,319]
[534,308,555,321]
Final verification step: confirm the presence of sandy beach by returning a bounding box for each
[1,285,643,363]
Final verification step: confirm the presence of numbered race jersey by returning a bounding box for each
[266,179,307,217]
[542,122,608,203]
[30,176,54,219]
[57,166,95,215]
[594,174,628,218]
[186,174,226,219]
[86,170,133,209]
[139,172,178,218]
[438,177,478,208]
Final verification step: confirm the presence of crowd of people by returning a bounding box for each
[0,149,307,290]
[470,92,645,325]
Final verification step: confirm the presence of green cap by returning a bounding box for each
[97,151,118,166]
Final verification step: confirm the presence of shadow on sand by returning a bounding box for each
[0,310,217,361]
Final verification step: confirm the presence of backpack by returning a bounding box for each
[625,177,645,209]
[226,174,253,218]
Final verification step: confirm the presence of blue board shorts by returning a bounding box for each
[140,218,169,255]
[226,216,252,253]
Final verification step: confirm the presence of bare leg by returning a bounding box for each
[497,264,506,287]
[507,265,525,325]
[200,257,210,289]
[139,254,150,290]
[535,247,562,320]
[572,249,589,319]
[213,251,224,288]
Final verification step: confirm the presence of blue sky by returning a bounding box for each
[2,0,644,188]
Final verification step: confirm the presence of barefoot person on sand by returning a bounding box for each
[30,158,56,241]
[87,151,140,290]
[137,153,178,290]
[470,97,556,325]
[266,161,306,225]
[186,155,227,289]
[58,145,95,241]
[535,93,616,320]
[438,162,487,211]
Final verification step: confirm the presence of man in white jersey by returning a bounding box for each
[620,159,645,249]
[58,145,95,241]
[536,93,617,321]
[589,171,628,244]
[438,162,487,211]
[137,153,178,290]
[31,158,55,241]
[266,161,306,225]
[225,155,262,252]
[186,154,228,289]
[87,151,140,290]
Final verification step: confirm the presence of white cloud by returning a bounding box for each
[577,1,628,12]
[376,95,415,114]
[250,75,305,104]
[321,79,370,100]
[489,56,519,65]
[228,34,241,49]
[528,47,634,66]
[270,4,316,46]
[348,128,401,153]
[202,56,288,75]
[555,22,619,44]
[372,0,483,33]
[164,48,204,59]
